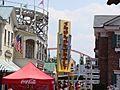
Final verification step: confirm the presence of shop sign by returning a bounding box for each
[21,79,36,84]
[57,20,71,72]
[5,50,12,58]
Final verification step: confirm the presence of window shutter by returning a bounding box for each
[111,73,116,85]
[118,58,120,68]
[112,34,117,48]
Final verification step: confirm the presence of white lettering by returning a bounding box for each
[21,79,36,84]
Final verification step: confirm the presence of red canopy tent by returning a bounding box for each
[2,62,55,90]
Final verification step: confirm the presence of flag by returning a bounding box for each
[39,0,45,14]
[15,35,22,53]
[39,0,44,5]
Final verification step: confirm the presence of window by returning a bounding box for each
[119,59,120,68]
[25,39,35,58]
[11,33,13,47]
[112,33,120,51]
[116,35,120,48]
[42,45,44,61]
[4,29,6,45]
[8,31,10,46]
[36,42,42,60]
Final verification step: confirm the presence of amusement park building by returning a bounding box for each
[0,5,48,90]
[94,15,120,88]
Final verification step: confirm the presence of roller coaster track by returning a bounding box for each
[48,48,93,59]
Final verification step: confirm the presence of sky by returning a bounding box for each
[2,0,120,63]
[47,0,120,63]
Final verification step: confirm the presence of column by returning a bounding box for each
[23,40,26,58]
[0,26,2,50]
[34,41,38,59]
[40,43,42,61]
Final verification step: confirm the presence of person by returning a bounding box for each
[107,84,113,90]
[76,82,81,90]
[75,81,81,90]
[114,84,119,90]
[69,83,74,90]
[8,88,13,90]
[75,81,78,90]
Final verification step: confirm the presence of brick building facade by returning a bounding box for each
[94,15,120,88]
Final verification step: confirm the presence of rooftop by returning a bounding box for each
[94,15,117,28]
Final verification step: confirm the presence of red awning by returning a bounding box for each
[2,62,54,87]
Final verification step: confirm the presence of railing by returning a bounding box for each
[0,0,48,15]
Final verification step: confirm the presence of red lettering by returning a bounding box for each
[64,22,68,30]
[62,22,69,69]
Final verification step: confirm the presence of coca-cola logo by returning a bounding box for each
[21,79,36,84]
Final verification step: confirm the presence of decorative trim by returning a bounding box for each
[100,32,108,37]
[114,70,120,74]
[115,48,120,52]
[104,26,119,30]
[115,31,120,35]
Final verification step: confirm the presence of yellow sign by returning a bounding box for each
[57,20,71,72]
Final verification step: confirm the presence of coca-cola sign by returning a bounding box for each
[21,79,36,84]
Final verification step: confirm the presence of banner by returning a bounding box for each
[15,35,22,53]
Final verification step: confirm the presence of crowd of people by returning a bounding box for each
[107,84,119,90]
[58,80,69,90]
[57,80,85,90]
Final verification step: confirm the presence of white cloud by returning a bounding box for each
[48,3,120,62]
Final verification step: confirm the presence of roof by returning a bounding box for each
[2,62,54,85]
[94,15,117,28]
[2,62,55,90]
[3,62,54,79]
[0,6,14,19]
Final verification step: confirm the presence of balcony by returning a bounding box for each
[86,80,100,84]
[86,74,100,79]
[86,69,100,73]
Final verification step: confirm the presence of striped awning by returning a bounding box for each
[0,60,20,72]
[0,64,9,72]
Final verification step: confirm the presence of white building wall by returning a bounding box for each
[0,22,14,61]
[13,33,46,67]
